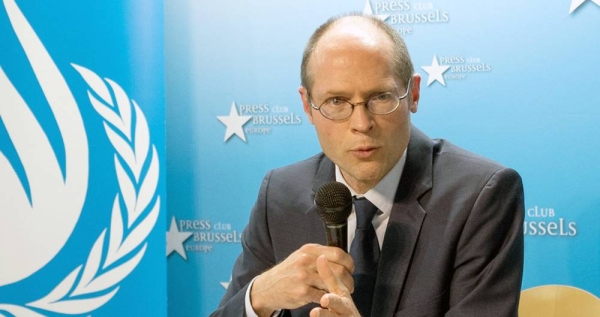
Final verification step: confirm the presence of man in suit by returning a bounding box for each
[212,13,524,317]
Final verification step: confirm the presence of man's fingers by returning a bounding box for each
[312,293,359,317]
[328,262,354,293]
[316,255,350,297]
[321,247,355,273]
[314,256,361,317]
[305,244,354,274]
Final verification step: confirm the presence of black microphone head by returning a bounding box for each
[315,181,352,225]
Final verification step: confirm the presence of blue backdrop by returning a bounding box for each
[0,0,165,316]
[166,0,600,316]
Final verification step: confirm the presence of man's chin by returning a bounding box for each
[340,165,384,189]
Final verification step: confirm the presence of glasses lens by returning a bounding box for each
[321,99,352,120]
[367,93,400,114]
[316,88,406,120]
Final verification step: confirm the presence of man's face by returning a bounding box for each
[300,22,420,193]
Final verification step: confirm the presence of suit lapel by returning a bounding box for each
[372,127,433,316]
[312,154,336,193]
[301,154,336,246]
[305,132,434,315]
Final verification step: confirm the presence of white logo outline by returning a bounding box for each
[0,0,88,286]
[421,54,451,87]
[166,216,194,260]
[570,0,600,14]
[217,101,252,142]
[363,0,391,21]
[0,0,161,315]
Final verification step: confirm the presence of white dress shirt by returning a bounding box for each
[337,149,407,249]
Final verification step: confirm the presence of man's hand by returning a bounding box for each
[310,255,361,317]
[250,244,354,317]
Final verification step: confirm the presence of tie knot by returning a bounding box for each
[353,197,378,229]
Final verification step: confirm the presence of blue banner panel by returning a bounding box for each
[166,0,600,316]
[0,1,166,316]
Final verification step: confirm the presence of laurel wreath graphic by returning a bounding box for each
[0,65,161,316]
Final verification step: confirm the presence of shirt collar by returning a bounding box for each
[335,148,407,215]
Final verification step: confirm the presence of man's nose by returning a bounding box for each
[348,103,374,132]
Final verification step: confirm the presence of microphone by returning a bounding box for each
[315,181,352,251]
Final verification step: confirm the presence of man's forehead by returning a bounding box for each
[319,17,388,47]
[315,17,392,56]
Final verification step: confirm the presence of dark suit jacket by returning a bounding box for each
[212,127,524,317]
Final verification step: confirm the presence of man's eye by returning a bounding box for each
[373,93,392,101]
[329,98,346,106]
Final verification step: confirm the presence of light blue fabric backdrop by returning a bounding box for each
[165,0,600,316]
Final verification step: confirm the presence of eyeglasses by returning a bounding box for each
[309,78,412,121]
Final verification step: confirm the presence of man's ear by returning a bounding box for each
[409,74,421,113]
[299,86,314,124]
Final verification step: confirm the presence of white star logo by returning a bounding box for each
[421,55,451,87]
[220,277,231,289]
[570,0,600,13]
[166,216,193,260]
[217,102,253,142]
[363,0,390,21]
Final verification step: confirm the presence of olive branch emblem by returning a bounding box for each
[0,65,161,316]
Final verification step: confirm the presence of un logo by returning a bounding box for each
[0,0,161,315]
